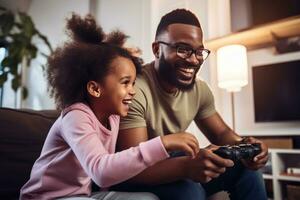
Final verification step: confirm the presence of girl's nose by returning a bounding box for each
[129,87,136,96]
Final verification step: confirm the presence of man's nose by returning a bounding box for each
[186,52,200,65]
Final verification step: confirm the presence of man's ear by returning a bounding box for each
[152,42,160,58]
[87,81,101,98]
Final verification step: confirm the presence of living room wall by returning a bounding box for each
[206,0,300,137]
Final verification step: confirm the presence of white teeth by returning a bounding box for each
[179,68,194,73]
[123,100,132,104]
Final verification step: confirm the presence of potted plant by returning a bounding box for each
[0,6,53,104]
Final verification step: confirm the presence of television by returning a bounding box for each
[252,60,300,122]
[230,0,300,32]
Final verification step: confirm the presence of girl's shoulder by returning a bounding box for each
[62,103,120,128]
[62,103,92,118]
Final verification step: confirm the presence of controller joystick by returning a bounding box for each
[213,143,261,161]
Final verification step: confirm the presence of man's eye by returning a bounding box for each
[177,46,191,54]
[196,51,204,57]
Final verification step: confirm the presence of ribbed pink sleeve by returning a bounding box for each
[61,110,169,188]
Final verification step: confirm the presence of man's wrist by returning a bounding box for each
[236,136,251,144]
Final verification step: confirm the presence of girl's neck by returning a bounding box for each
[88,102,111,130]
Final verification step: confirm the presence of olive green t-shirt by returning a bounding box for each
[120,62,216,139]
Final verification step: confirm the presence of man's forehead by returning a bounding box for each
[161,23,203,44]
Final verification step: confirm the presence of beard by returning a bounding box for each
[158,54,201,91]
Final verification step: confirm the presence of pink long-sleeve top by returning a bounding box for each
[20,103,169,200]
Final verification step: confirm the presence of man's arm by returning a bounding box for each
[117,127,233,185]
[195,112,242,145]
[195,112,269,169]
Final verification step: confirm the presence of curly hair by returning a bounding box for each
[47,14,143,110]
[155,9,201,38]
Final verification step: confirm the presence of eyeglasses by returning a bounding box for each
[157,41,210,61]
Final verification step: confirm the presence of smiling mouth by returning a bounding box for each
[122,99,132,105]
[177,67,196,80]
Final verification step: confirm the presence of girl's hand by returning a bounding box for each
[161,132,200,158]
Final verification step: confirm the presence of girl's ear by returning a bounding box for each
[152,42,160,58]
[87,81,101,98]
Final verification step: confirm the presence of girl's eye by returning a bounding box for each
[122,80,130,85]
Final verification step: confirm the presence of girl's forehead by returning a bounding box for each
[107,57,136,75]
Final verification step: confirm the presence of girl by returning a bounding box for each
[20,14,199,200]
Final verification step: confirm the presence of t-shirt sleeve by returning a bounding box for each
[120,86,147,130]
[195,81,217,120]
[61,110,169,188]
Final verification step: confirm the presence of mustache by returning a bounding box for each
[176,61,201,69]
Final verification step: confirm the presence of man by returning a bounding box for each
[112,9,268,200]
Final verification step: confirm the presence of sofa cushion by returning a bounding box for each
[0,107,59,199]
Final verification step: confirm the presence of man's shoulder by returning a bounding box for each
[194,78,211,91]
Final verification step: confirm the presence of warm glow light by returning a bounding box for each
[217,44,248,92]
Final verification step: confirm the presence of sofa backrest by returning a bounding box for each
[0,107,60,199]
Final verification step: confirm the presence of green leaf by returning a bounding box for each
[0,72,8,87]
[36,30,53,53]
[18,12,35,38]
[11,75,21,92]
[27,44,37,59]
[1,57,10,67]
[0,7,52,100]
[22,86,28,99]
[40,64,46,71]
[0,12,14,36]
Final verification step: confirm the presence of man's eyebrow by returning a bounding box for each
[175,42,204,49]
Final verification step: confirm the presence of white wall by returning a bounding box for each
[94,0,152,63]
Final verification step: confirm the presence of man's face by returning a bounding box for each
[155,23,204,90]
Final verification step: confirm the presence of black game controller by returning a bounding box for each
[213,143,261,161]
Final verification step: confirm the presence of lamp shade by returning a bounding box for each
[217,44,248,92]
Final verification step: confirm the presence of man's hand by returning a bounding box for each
[184,145,234,183]
[241,137,269,170]
[161,132,199,158]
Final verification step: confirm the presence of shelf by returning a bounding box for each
[204,16,300,51]
[263,174,274,180]
[240,129,300,137]
[277,175,300,182]
[270,149,300,154]
[260,148,300,199]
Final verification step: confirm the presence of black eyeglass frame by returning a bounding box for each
[157,41,211,61]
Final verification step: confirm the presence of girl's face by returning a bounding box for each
[98,56,137,117]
